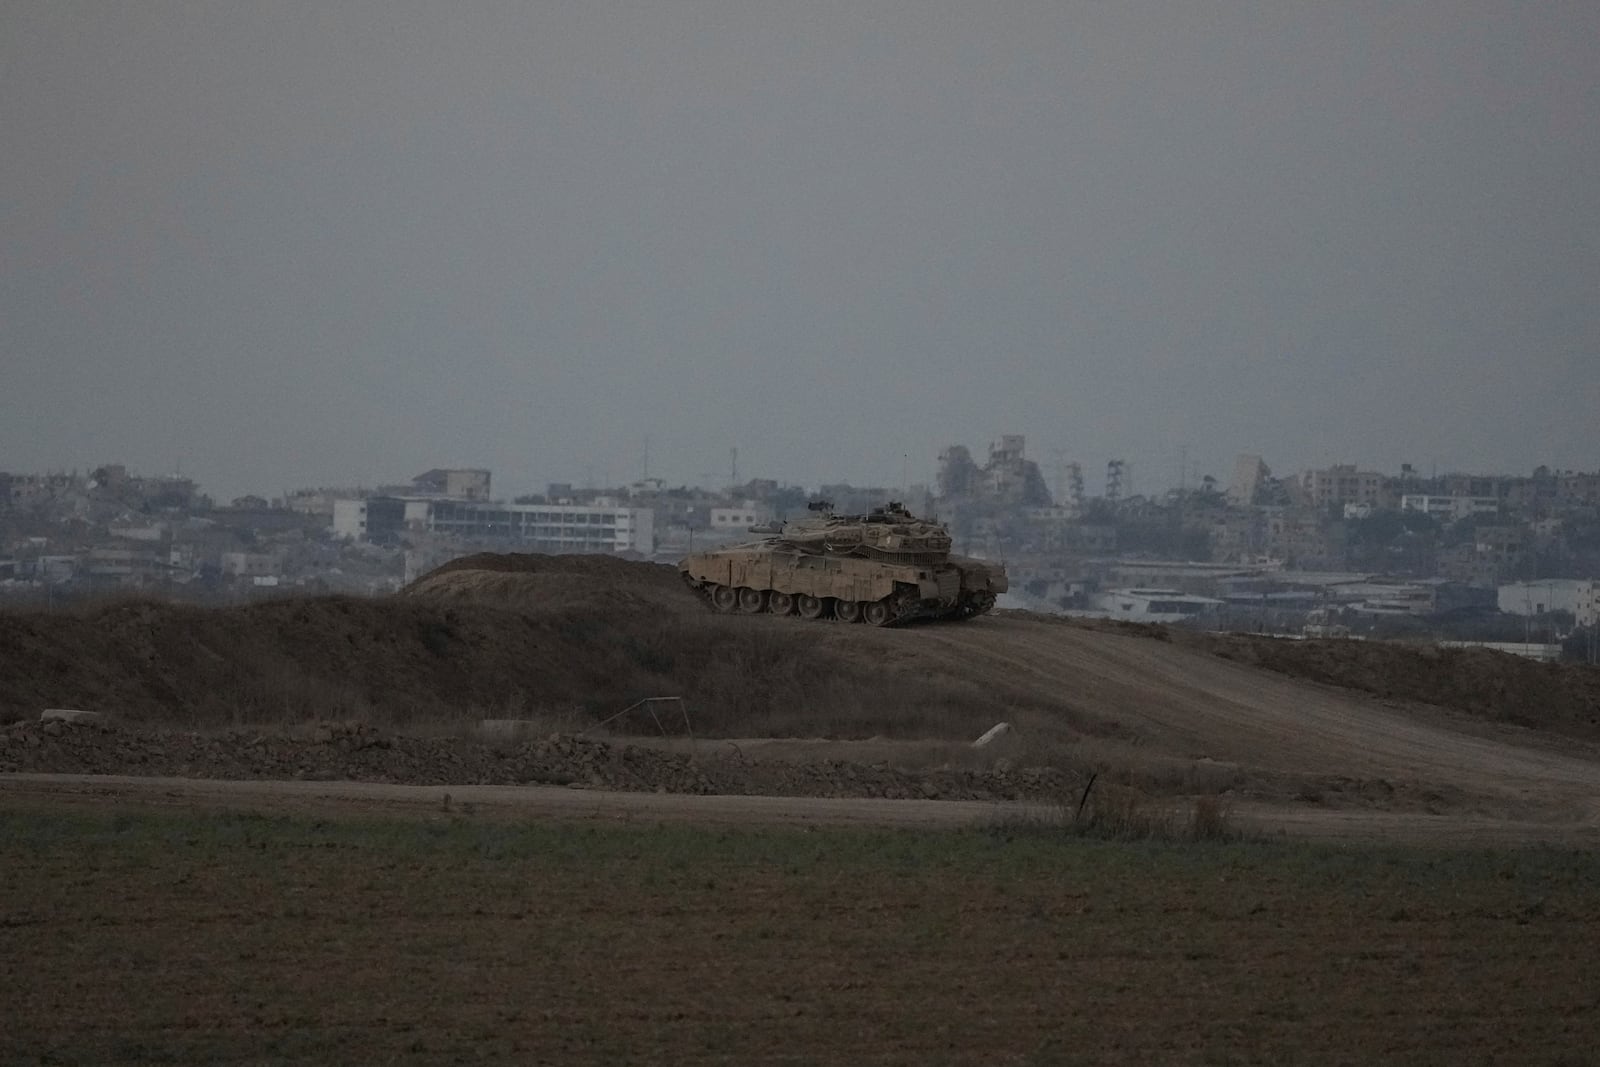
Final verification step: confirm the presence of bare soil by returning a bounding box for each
[3,553,1599,844]
[4,807,1599,1065]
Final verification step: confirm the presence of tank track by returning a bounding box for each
[681,574,993,627]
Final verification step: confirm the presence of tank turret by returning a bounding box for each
[678,502,1006,626]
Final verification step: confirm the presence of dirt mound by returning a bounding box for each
[404,555,695,618]
[0,584,1022,742]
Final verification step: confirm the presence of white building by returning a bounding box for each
[1337,581,1436,616]
[331,499,370,540]
[334,497,654,555]
[1401,494,1499,521]
[1090,588,1222,623]
[710,504,774,531]
[1497,580,1599,627]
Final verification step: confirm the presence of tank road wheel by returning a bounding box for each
[797,595,826,620]
[768,592,795,616]
[862,600,894,627]
[834,599,863,624]
[711,585,738,612]
[736,587,768,614]
[950,592,997,621]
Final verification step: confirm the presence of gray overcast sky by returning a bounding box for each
[3,2,1597,500]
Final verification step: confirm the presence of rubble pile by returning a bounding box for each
[0,718,1082,803]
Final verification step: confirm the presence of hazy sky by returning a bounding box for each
[4,2,1596,501]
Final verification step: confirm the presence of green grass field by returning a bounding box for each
[3,810,1598,1065]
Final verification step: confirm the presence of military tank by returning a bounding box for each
[678,501,1007,626]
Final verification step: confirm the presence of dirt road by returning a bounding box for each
[903,617,1600,811]
[0,772,1017,827]
[5,772,1597,846]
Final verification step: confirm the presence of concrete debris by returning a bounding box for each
[41,709,105,723]
[973,722,1012,747]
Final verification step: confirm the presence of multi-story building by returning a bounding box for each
[1497,579,1599,627]
[1493,469,1600,513]
[332,498,421,542]
[409,469,491,501]
[1475,526,1529,569]
[429,500,653,554]
[1438,525,1530,587]
[1265,509,1336,568]
[710,504,773,532]
[1301,465,1383,509]
[1555,472,1600,507]
[1400,495,1500,521]
[1209,511,1266,563]
[1090,588,1223,623]
[81,546,175,586]
[1226,454,1270,507]
[282,488,363,517]
[1439,474,1509,501]
[334,497,653,555]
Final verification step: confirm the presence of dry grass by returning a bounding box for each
[1186,793,1235,841]
[990,776,1242,844]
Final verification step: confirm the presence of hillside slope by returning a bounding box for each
[3,554,1598,823]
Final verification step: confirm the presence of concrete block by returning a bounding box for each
[973,722,1012,747]
[41,709,106,723]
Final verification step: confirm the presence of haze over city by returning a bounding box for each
[4,2,1596,500]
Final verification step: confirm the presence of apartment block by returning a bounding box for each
[1301,465,1383,508]
[1400,495,1500,521]
[335,497,653,554]
[1497,579,1599,627]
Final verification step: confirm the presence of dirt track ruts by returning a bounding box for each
[950,619,1600,770]
[871,616,1600,823]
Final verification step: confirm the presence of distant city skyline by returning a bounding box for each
[7,448,1595,508]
